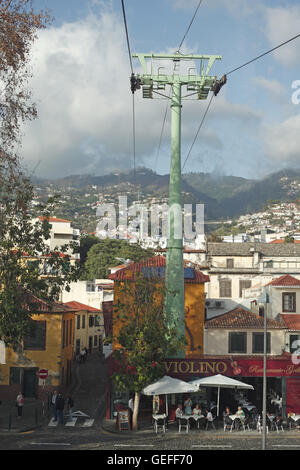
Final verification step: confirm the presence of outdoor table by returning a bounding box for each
[152,414,167,433]
[290,414,300,421]
[191,414,206,429]
[152,414,167,420]
[229,415,244,431]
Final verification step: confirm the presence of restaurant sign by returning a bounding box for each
[164,357,300,378]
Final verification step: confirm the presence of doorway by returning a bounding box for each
[23,369,37,398]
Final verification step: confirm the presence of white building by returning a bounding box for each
[34,216,80,258]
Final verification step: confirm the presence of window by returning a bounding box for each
[62,320,65,348]
[290,334,300,353]
[226,258,234,269]
[94,335,98,347]
[24,321,46,350]
[69,319,72,345]
[66,320,69,347]
[282,292,296,312]
[76,315,80,330]
[82,315,85,329]
[229,332,246,353]
[76,339,80,355]
[252,332,271,354]
[89,316,94,327]
[220,279,232,298]
[95,315,101,327]
[239,280,252,298]
[10,367,22,385]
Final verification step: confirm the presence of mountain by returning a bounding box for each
[32,167,300,229]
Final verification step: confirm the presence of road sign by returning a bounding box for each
[38,369,48,380]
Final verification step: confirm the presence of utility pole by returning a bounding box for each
[132,52,222,356]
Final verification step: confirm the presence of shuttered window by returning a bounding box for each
[24,321,46,350]
[219,279,232,298]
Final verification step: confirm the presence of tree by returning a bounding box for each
[0,176,80,348]
[0,0,51,180]
[82,239,155,280]
[111,274,185,431]
[77,234,100,268]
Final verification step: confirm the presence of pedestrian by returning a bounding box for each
[80,348,86,363]
[84,347,88,360]
[55,392,65,425]
[66,394,74,421]
[51,390,58,421]
[128,395,134,430]
[16,392,24,418]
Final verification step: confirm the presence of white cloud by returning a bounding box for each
[263,113,300,166]
[170,0,260,17]
[19,7,263,179]
[264,6,300,67]
[252,76,286,98]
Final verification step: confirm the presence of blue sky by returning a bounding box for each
[25,0,300,180]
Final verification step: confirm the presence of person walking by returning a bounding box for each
[16,392,24,418]
[51,390,58,421]
[66,394,74,421]
[80,348,86,363]
[55,392,65,425]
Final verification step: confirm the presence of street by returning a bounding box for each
[2,423,300,451]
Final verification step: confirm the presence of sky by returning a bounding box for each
[21,0,300,181]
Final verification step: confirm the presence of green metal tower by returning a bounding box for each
[132,52,222,357]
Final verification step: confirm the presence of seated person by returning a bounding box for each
[175,404,183,421]
[223,406,232,426]
[193,403,202,415]
[235,406,245,422]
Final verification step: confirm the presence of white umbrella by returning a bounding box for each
[142,376,198,415]
[189,374,254,417]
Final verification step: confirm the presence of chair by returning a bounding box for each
[223,416,232,432]
[257,415,269,434]
[205,417,216,431]
[178,417,189,433]
[154,417,166,434]
[241,416,251,432]
[272,418,284,433]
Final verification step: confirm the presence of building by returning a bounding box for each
[183,242,300,320]
[109,255,209,358]
[34,216,80,258]
[0,297,75,400]
[63,301,104,357]
[60,279,114,308]
[106,255,209,418]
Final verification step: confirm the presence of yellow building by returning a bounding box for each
[64,301,104,357]
[109,255,210,358]
[0,297,75,401]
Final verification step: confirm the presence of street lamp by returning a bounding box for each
[258,290,270,450]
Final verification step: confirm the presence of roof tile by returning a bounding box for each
[205,307,283,329]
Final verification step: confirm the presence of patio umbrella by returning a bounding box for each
[142,376,198,415]
[189,374,254,417]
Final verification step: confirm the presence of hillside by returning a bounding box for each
[32,167,300,232]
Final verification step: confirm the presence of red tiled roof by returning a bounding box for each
[64,301,101,312]
[269,239,300,244]
[26,294,73,313]
[39,216,71,223]
[280,314,300,331]
[205,307,283,329]
[266,274,300,287]
[108,255,210,284]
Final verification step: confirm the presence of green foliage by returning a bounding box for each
[0,175,80,348]
[111,275,185,394]
[82,239,155,280]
